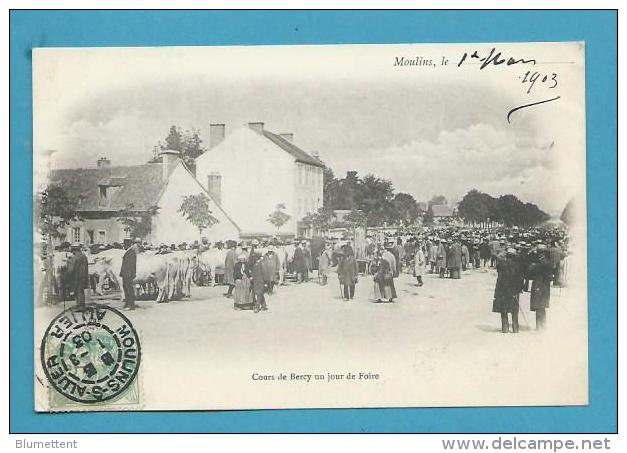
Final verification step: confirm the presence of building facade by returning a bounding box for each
[195,122,325,238]
[47,152,240,246]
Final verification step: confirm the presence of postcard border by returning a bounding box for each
[9,9,618,433]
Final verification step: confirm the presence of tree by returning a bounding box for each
[37,184,80,240]
[178,193,219,239]
[343,209,367,227]
[152,126,207,174]
[164,125,183,151]
[117,204,160,241]
[267,203,291,234]
[428,195,448,208]
[302,207,336,236]
[357,174,396,226]
[457,189,492,226]
[392,192,421,225]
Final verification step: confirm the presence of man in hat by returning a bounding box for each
[252,254,268,313]
[489,236,501,268]
[292,240,307,283]
[447,237,463,279]
[67,243,89,308]
[437,239,448,278]
[120,239,140,310]
[429,238,439,274]
[527,244,553,330]
[493,247,524,333]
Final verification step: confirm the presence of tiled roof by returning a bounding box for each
[261,130,325,168]
[48,164,166,212]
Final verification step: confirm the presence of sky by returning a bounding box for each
[33,44,586,216]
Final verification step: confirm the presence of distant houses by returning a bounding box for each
[48,151,240,246]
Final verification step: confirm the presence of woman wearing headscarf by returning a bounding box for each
[372,246,397,303]
[233,254,253,310]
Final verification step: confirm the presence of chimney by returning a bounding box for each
[97,157,111,168]
[248,122,264,134]
[279,133,294,142]
[207,172,222,206]
[159,149,181,179]
[209,123,225,149]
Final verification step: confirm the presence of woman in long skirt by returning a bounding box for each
[233,255,253,310]
[372,254,397,302]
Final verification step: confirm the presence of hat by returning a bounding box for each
[70,243,82,250]
[251,239,259,246]
[133,238,142,244]
[537,244,548,251]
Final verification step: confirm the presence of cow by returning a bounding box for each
[166,250,195,299]
[89,250,171,303]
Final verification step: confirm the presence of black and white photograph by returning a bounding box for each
[32,42,587,411]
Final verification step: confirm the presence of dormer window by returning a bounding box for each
[99,185,108,207]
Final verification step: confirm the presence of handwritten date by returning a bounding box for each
[520,70,558,94]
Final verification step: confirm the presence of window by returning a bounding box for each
[72,227,81,243]
[98,230,106,244]
[298,166,303,185]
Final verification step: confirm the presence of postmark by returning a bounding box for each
[40,305,141,404]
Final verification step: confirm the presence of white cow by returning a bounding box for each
[89,250,171,303]
[166,250,195,299]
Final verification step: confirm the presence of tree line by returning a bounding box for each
[457,189,550,227]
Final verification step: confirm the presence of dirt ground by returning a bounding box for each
[34,265,588,410]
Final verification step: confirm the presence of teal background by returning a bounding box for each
[9,10,617,433]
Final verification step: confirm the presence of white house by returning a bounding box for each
[48,151,240,246]
[195,122,325,238]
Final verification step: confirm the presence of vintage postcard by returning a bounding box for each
[32,42,587,411]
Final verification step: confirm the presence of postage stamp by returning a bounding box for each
[39,305,141,410]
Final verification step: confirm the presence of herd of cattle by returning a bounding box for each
[45,245,294,304]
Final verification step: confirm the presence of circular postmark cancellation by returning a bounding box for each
[40,305,141,404]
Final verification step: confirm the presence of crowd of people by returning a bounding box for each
[48,224,570,329]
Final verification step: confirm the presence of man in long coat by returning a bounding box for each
[479,238,491,267]
[68,243,89,307]
[120,240,139,310]
[318,246,331,286]
[262,251,279,294]
[447,238,463,279]
[223,241,237,298]
[493,248,524,333]
[429,240,439,273]
[436,239,448,278]
[292,242,307,283]
[252,254,268,312]
[413,244,426,287]
[337,246,358,301]
[528,244,553,330]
